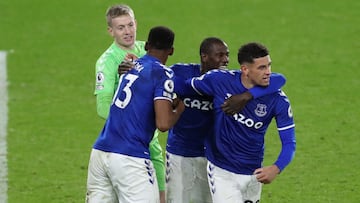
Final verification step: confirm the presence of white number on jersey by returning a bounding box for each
[114,74,139,109]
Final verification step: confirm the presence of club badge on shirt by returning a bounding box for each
[255,103,267,117]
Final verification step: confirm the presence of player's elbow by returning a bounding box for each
[156,120,172,132]
[156,124,171,132]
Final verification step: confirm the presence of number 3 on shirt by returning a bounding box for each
[114,74,139,109]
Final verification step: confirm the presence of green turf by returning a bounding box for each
[1,0,360,202]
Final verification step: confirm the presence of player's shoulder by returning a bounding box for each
[96,43,123,63]
[170,63,200,69]
[135,40,146,46]
[95,48,119,72]
[134,40,146,51]
[271,89,292,104]
[170,63,200,77]
[97,44,115,60]
[280,90,291,100]
[205,69,240,79]
[150,61,174,77]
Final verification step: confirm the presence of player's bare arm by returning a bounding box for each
[221,91,253,115]
[154,99,184,132]
[221,73,286,115]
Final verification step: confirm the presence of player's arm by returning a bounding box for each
[255,94,296,184]
[273,96,296,173]
[176,70,216,97]
[154,98,184,132]
[274,127,296,172]
[173,75,199,97]
[94,59,118,119]
[117,54,138,76]
[222,73,286,115]
[254,127,296,184]
[248,72,286,98]
[154,67,185,131]
[96,92,114,119]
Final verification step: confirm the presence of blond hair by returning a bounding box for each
[106,4,135,27]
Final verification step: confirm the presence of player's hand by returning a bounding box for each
[172,97,180,109]
[221,91,253,115]
[253,165,280,184]
[118,60,135,76]
[172,98,185,114]
[124,53,138,61]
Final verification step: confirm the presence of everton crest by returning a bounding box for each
[254,103,267,117]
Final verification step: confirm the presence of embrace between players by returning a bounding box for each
[86,4,296,203]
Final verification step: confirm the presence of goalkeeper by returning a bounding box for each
[93,4,165,202]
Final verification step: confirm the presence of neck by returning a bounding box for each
[147,50,168,65]
[240,73,254,89]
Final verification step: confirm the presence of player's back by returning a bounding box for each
[93,54,173,159]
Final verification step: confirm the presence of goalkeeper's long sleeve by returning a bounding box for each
[96,92,113,119]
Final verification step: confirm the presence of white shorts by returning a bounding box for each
[86,149,160,203]
[207,161,262,203]
[165,152,212,203]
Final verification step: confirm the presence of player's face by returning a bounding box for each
[202,43,229,72]
[108,15,137,50]
[245,55,272,87]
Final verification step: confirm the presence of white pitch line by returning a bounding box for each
[0,51,8,203]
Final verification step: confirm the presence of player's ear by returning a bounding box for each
[168,47,174,56]
[107,26,114,37]
[201,54,207,62]
[145,42,150,51]
[240,64,248,73]
[134,19,138,30]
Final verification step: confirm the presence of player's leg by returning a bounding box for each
[239,174,262,203]
[109,153,159,203]
[86,149,117,203]
[149,130,165,203]
[165,152,190,203]
[190,157,212,203]
[207,161,240,203]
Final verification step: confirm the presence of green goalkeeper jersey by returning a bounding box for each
[94,41,146,99]
[94,41,165,191]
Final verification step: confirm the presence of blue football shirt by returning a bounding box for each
[190,69,295,175]
[93,54,174,159]
[167,63,213,157]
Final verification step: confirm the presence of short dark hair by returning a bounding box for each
[237,42,269,65]
[147,26,175,50]
[199,37,224,55]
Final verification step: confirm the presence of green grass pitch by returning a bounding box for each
[1,0,360,202]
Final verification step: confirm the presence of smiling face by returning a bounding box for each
[201,42,229,72]
[241,55,272,88]
[108,14,137,50]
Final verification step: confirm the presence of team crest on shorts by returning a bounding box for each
[255,103,267,117]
